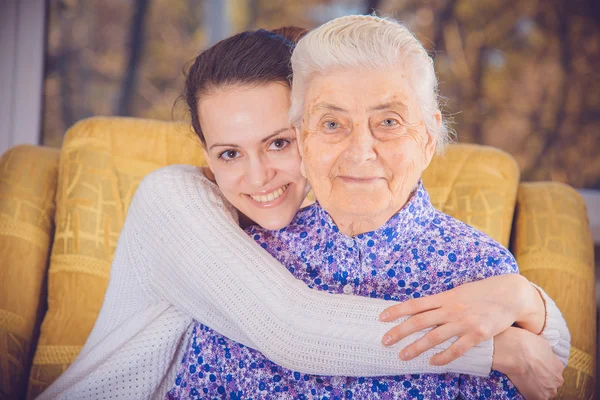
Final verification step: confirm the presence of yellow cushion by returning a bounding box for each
[512,182,596,399]
[423,144,520,247]
[0,145,59,400]
[27,117,207,397]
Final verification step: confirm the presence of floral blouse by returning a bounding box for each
[167,182,523,399]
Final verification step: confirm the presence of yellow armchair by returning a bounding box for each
[0,117,595,399]
[0,145,59,399]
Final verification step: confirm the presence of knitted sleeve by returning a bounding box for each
[125,165,494,377]
[531,283,571,367]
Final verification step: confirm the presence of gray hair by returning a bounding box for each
[290,14,451,152]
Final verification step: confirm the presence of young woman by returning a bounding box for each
[40,24,568,400]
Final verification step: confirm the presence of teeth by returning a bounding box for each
[250,184,288,203]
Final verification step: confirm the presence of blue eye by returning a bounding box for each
[219,149,240,161]
[381,118,399,127]
[323,121,339,130]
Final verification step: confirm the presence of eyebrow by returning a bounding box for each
[261,128,292,143]
[209,127,291,150]
[311,101,409,114]
[369,101,409,112]
[311,103,348,114]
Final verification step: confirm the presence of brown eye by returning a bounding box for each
[273,139,285,148]
[219,149,240,161]
[269,138,291,150]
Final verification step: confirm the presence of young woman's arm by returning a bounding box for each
[128,165,569,377]
[126,165,494,377]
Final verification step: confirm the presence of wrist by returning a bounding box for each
[492,327,526,375]
[515,279,546,334]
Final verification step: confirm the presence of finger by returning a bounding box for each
[429,334,478,366]
[399,323,462,360]
[379,294,442,322]
[382,309,446,346]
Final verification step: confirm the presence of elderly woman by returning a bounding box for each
[40,17,568,400]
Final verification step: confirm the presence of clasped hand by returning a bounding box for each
[378,274,564,399]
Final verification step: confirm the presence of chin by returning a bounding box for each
[342,200,388,216]
[256,216,295,231]
[246,207,297,231]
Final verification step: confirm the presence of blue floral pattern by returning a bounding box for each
[167,182,523,399]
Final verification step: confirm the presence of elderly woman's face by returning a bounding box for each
[299,66,437,234]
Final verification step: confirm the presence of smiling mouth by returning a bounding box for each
[249,184,289,203]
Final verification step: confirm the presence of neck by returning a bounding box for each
[239,212,255,230]
[328,184,420,236]
[331,201,409,236]
[335,213,396,236]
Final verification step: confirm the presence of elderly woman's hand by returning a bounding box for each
[378,273,545,365]
[493,327,565,399]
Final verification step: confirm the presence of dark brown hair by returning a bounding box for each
[184,27,307,144]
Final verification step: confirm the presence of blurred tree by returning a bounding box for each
[117,0,150,116]
[42,0,600,188]
[365,0,382,14]
[204,0,231,46]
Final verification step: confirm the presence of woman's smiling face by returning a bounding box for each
[199,82,309,230]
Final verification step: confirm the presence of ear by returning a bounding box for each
[422,112,440,169]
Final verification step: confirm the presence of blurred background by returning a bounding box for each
[39,0,600,191]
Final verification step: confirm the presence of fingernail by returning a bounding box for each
[383,335,392,345]
[400,350,411,360]
[379,312,389,321]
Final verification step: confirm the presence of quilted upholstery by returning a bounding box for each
[0,117,593,399]
[512,182,596,399]
[0,145,59,400]
[421,144,520,248]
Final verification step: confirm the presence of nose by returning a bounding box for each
[246,153,276,189]
[345,123,377,163]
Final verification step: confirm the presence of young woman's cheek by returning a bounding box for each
[213,160,248,194]
[269,146,303,176]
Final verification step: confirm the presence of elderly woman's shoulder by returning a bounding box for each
[420,209,520,280]
[430,209,516,260]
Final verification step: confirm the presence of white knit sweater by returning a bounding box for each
[39,165,570,400]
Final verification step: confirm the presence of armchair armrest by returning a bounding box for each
[511,181,596,400]
[0,145,59,399]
